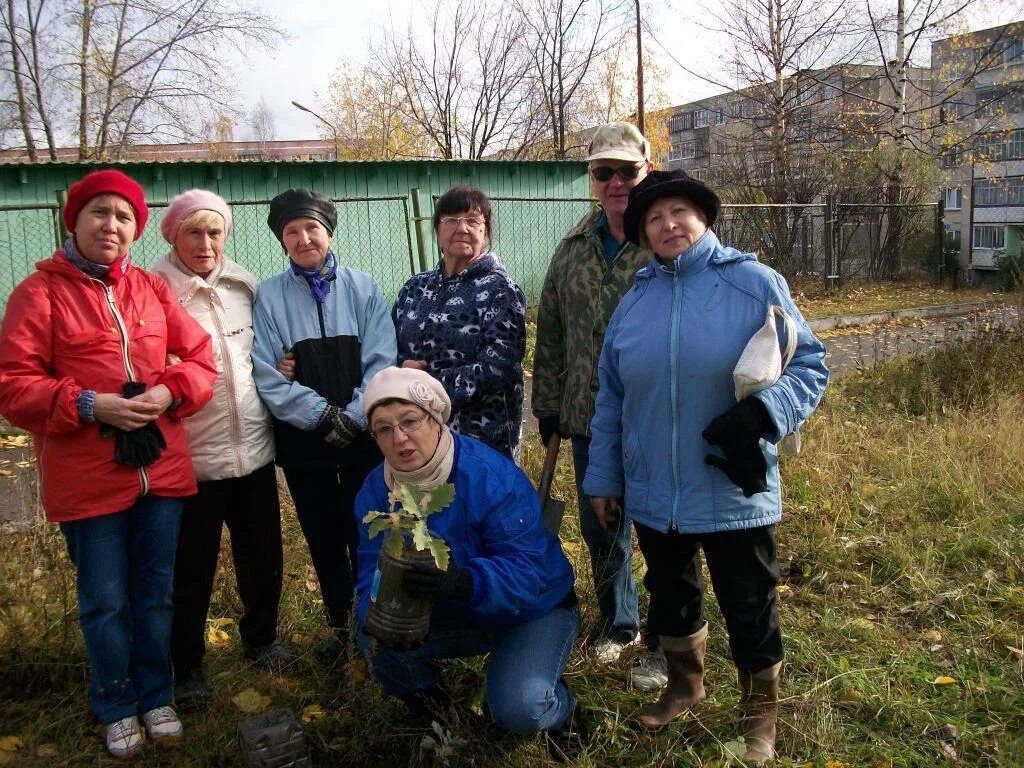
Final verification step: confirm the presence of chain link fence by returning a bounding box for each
[0,191,945,315]
[716,200,945,286]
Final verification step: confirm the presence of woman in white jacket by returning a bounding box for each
[153,190,286,709]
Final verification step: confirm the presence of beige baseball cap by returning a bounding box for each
[587,122,650,163]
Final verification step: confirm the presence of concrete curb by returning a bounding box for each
[807,300,1002,333]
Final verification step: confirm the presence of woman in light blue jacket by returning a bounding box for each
[583,170,828,765]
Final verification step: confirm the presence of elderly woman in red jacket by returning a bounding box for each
[0,170,216,758]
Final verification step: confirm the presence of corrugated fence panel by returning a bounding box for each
[0,160,591,312]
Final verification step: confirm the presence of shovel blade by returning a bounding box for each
[542,498,567,535]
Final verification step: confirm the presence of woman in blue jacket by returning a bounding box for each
[583,170,828,764]
[251,189,397,661]
[354,367,583,760]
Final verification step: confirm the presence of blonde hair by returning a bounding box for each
[179,208,226,233]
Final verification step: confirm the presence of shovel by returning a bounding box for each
[538,433,567,535]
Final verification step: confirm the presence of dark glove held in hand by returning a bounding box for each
[537,414,561,446]
[403,561,474,602]
[703,397,772,497]
[704,450,768,497]
[103,381,167,468]
[702,397,772,449]
[325,411,360,449]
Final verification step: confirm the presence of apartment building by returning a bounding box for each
[664,64,932,189]
[934,21,1024,285]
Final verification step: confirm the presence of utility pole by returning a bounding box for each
[635,0,645,134]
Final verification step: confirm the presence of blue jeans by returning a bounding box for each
[61,496,182,725]
[361,604,579,734]
[572,436,639,643]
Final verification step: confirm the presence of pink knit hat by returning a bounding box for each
[160,189,233,244]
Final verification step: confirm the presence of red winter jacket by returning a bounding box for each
[0,252,217,522]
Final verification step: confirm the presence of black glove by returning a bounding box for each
[316,405,361,448]
[100,381,167,468]
[702,398,772,497]
[403,561,474,602]
[537,413,561,446]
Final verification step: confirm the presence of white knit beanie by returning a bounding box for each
[363,366,452,425]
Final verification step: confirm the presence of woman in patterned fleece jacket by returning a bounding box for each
[392,186,526,459]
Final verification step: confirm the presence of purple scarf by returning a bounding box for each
[290,250,337,303]
[63,236,131,281]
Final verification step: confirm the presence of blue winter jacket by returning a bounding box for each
[251,266,396,432]
[354,434,575,627]
[583,230,829,534]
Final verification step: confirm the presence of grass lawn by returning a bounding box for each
[0,322,1021,767]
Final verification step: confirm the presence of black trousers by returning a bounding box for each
[170,462,283,677]
[282,463,364,631]
[634,522,783,674]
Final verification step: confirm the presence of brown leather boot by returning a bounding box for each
[636,622,708,731]
[738,661,782,765]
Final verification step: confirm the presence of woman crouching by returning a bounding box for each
[354,366,584,760]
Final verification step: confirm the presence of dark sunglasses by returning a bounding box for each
[590,164,642,182]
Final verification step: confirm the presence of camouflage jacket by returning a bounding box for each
[532,207,653,437]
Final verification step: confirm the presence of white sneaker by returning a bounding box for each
[105,715,143,758]
[592,632,642,664]
[631,647,669,691]
[141,705,183,740]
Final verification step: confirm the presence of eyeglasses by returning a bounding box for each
[589,164,642,182]
[438,216,486,229]
[370,412,431,441]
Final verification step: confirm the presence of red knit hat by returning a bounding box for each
[63,169,149,240]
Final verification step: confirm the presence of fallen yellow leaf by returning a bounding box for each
[207,627,231,649]
[231,688,271,714]
[922,630,942,643]
[35,745,58,758]
[346,658,367,684]
[825,761,848,768]
[1006,646,1024,660]
[301,704,323,723]
[208,617,235,628]
[1,435,29,447]
[0,736,22,752]
[932,676,957,686]
[776,584,792,595]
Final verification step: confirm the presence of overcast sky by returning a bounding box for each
[231,0,1024,143]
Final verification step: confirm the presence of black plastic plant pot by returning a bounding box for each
[364,546,439,647]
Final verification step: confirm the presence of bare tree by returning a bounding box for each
[373,0,534,159]
[516,0,626,159]
[247,97,276,158]
[852,0,1014,276]
[0,0,281,160]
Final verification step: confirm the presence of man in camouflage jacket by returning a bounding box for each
[533,123,663,685]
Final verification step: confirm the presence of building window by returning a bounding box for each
[690,168,707,181]
[681,140,695,158]
[943,188,962,210]
[1002,38,1024,65]
[681,112,694,130]
[972,225,1005,250]
[694,109,709,128]
[941,145,963,167]
[975,176,1024,206]
[714,108,726,125]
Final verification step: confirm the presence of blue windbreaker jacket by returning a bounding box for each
[354,434,575,627]
[583,230,829,534]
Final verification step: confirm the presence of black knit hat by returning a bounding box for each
[623,170,721,246]
[267,188,337,243]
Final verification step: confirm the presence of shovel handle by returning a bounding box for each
[537,433,561,505]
